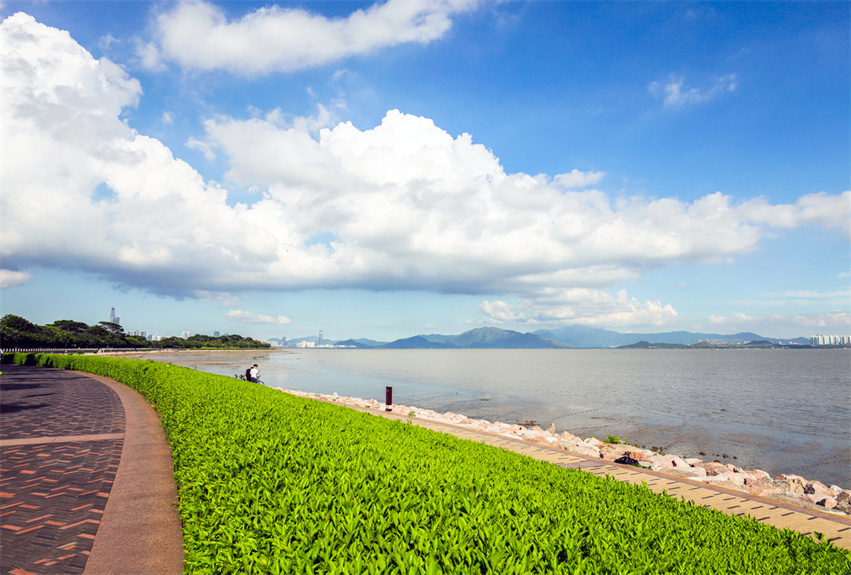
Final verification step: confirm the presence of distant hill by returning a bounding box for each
[286,325,812,350]
[333,339,375,349]
[452,327,570,348]
[352,338,388,347]
[421,333,457,345]
[533,325,807,348]
[383,335,455,349]
[286,336,321,345]
[383,328,570,349]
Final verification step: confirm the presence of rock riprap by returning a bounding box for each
[281,388,851,517]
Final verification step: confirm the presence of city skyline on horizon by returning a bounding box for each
[1,1,848,341]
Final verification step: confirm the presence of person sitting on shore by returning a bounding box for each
[249,364,260,383]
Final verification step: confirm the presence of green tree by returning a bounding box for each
[1,314,38,332]
[0,314,55,347]
[49,319,90,333]
[98,321,125,336]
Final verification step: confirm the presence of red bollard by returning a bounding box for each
[385,386,392,412]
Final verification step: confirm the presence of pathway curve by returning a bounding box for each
[0,365,183,575]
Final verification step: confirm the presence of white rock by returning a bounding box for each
[725,474,746,487]
[751,469,772,482]
[649,454,689,468]
[662,467,707,480]
[804,481,835,498]
[569,445,601,457]
[701,472,731,483]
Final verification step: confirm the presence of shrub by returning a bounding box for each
[13,353,851,574]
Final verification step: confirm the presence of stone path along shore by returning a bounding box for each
[0,365,182,575]
[1,365,849,575]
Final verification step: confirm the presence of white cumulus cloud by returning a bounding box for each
[553,169,606,189]
[739,191,851,238]
[144,0,478,75]
[1,13,277,294]
[0,270,31,289]
[226,310,292,325]
[649,74,737,108]
[792,311,851,329]
[2,13,848,328]
[480,300,525,323]
[480,289,679,328]
[709,311,850,334]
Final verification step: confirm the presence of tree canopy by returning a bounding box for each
[0,315,270,350]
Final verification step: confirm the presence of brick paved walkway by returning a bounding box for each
[1,369,124,574]
[0,366,182,575]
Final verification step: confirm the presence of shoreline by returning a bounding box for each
[95,348,289,355]
[279,386,851,518]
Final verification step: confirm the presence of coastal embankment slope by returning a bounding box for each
[284,388,851,519]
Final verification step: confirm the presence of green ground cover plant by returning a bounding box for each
[10,353,851,574]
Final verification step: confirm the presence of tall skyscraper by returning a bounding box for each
[109,307,116,323]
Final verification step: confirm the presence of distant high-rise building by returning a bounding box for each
[109,307,121,326]
[810,334,851,346]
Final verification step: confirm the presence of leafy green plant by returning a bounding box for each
[13,353,851,574]
[604,435,626,445]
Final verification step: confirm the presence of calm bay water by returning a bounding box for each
[143,348,850,487]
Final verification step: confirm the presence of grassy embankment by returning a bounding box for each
[8,353,851,574]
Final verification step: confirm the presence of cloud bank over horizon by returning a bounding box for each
[1,9,848,333]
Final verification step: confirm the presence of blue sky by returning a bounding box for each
[1,0,848,341]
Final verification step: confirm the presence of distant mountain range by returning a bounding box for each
[277,325,810,349]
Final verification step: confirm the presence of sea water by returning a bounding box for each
[143,348,850,487]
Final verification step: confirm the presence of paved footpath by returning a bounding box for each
[343,402,851,551]
[0,365,183,575]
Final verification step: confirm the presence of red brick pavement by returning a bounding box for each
[1,371,124,440]
[1,367,125,575]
